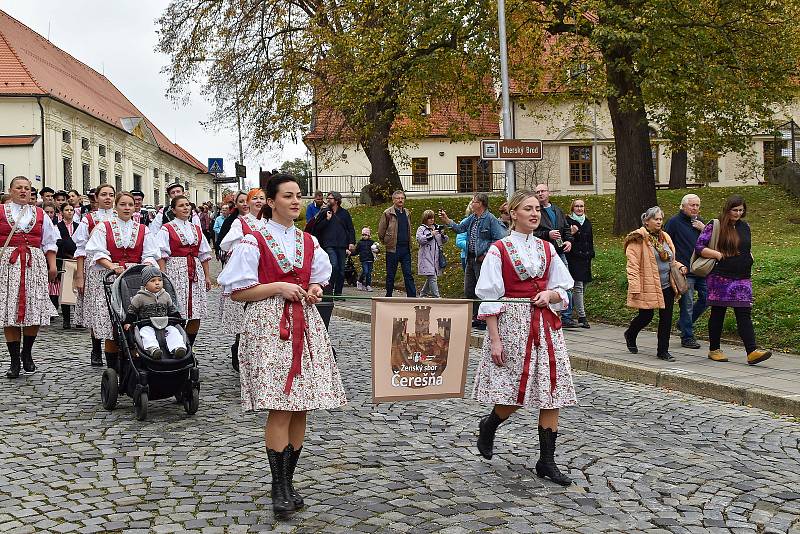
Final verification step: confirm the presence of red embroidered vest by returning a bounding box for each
[104,221,146,267]
[496,238,552,297]
[0,206,44,248]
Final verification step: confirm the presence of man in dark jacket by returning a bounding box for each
[664,194,708,349]
[533,185,576,327]
[314,191,356,295]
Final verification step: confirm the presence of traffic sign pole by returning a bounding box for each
[497,0,515,200]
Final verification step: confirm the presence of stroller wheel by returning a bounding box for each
[101,368,118,410]
[174,390,184,404]
[135,391,148,421]
[184,388,200,416]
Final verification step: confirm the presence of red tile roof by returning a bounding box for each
[0,9,207,173]
[0,134,39,146]
[305,95,500,143]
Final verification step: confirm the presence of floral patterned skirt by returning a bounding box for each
[706,273,752,308]
[218,293,245,335]
[0,246,55,327]
[84,267,115,340]
[473,302,577,409]
[73,256,92,327]
[164,257,208,320]
[238,297,348,412]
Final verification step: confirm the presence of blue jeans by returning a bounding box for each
[324,247,347,295]
[359,261,374,286]
[385,245,416,297]
[678,275,708,340]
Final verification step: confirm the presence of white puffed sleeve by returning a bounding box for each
[140,226,159,266]
[85,223,110,268]
[309,234,332,285]
[192,212,202,227]
[545,243,573,313]
[157,226,172,259]
[73,217,91,258]
[198,232,212,262]
[148,211,164,235]
[219,218,244,252]
[40,214,59,253]
[217,235,260,294]
[476,245,505,318]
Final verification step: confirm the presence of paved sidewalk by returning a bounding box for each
[331,286,800,416]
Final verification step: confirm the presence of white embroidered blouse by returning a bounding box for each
[84,216,160,269]
[475,231,573,317]
[219,214,266,252]
[2,203,59,253]
[218,219,332,294]
[157,218,212,261]
[73,208,115,258]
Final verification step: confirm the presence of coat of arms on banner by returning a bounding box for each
[371,298,471,403]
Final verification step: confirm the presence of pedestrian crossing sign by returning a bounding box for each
[208,158,224,174]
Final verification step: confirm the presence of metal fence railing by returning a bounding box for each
[312,173,507,196]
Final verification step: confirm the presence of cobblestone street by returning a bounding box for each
[1,302,799,534]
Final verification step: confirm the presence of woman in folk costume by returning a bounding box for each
[56,202,80,329]
[217,174,346,520]
[218,188,267,371]
[83,192,160,369]
[73,183,117,365]
[157,195,212,348]
[1,176,59,378]
[473,189,577,487]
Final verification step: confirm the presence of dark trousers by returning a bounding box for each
[627,287,675,354]
[708,305,757,354]
[324,247,347,295]
[385,245,416,297]
[464,254,483,319]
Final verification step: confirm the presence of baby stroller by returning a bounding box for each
[100,265,200,421]
[344,255,359,287]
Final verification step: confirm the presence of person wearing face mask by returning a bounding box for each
[472,190,576,487]
[156,195,212,348]
[73,184,118,362]
[695,195,771,365]
[83,192,160,370]
[1,176,59,379]
[565,199,595,329]
[623,206,687,362]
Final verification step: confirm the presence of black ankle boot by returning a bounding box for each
[6,341,21,379]
[90,338,103,366]
[477,409,506,460]
[535,426,572,486]
[287,445,304,509]
[231,336,240,372]
[579,317,590,329]
[21,336,36,373]
[105,352,119,370]
[62,305,71,329]
[267,446,295,519]
[624,329,638,354]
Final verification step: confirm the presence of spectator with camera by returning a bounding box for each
[416,210,448,298]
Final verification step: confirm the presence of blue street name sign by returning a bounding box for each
[208,158,224,174]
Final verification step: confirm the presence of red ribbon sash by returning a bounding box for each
[280,300,307,395]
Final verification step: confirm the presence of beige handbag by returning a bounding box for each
[689,219,719,277]
[670,262,689,295]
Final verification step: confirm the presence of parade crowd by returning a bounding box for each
[0,174,772,521]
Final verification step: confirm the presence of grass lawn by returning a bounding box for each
[321,185,800,353]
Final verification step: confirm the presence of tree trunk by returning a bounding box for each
[362,104,403,205]
[604,46,658,235]
[669,148,688,189]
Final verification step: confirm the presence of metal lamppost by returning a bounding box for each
[498,0,515,200]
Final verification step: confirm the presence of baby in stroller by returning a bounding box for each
[123,265,187,360]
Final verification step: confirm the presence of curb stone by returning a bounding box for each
[331,305,800,417]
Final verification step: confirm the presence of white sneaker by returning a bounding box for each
[366,286,373,292]
[356,282,364,291]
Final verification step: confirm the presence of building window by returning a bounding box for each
[81,138,89,151]
[763,140,788,179]
[164,172,170,183]
[153,188,159,205]
[457,157,491,193]
[569,146,593,185]
[82,163,90,192]
[133,173,142,192]
[99,145,106,157]
[114,151,122,163]
[115,174,122,192]
[99,169,107,184]
[63,158,72,190]
[185,181,189,193]
[153,168,159,179]
[420,98,431,117]
[412,158,428,185]
[62,130,71,144]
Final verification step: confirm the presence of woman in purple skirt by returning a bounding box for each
[695,195,771,365]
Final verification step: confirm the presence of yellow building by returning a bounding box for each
[0,9,212,204]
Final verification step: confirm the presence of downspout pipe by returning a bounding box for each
[37,96,46,188]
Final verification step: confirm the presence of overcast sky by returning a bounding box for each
[0,0,307,187]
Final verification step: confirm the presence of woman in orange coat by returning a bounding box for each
[623,206,687,362]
